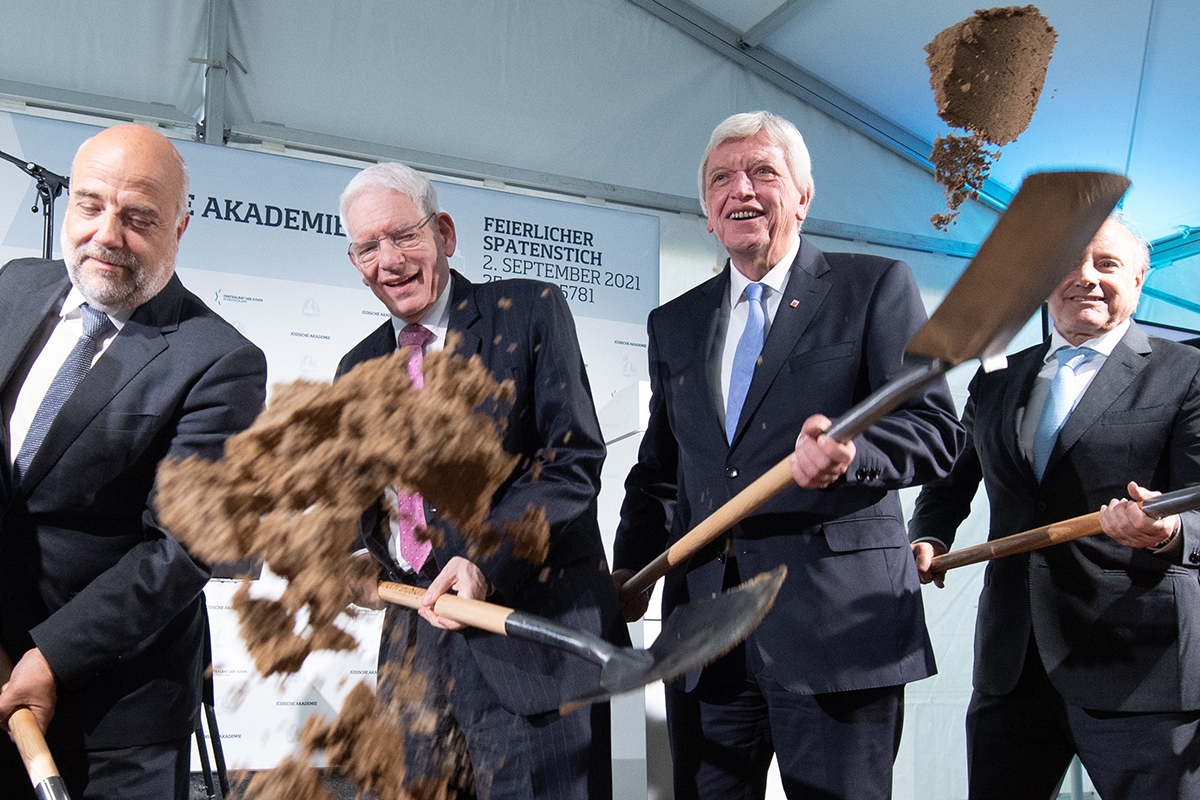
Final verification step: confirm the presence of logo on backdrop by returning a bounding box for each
[214,289,265,307]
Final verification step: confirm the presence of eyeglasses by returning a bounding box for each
[348,213,436,265]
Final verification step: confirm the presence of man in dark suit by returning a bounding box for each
[909,215,1200,798]
[336,162,627,800]
[0,124,267,799]
[612,111,963,799]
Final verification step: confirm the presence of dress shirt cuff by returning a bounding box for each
[909,536,949,554]
[1148,518,1183,559]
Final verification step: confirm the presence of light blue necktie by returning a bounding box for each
[726,282,766,444]
[13,303,114,484]
[1031,346,1094,481]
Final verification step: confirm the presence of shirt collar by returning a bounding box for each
[391,272,453,342]
[1045,317,1131,364]
[729,235,799,303]
[63,286,130,330]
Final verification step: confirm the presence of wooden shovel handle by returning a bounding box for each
[618,361,950,604]
[377,582,513,635]
[928,483,1200,572]
[929,511,1103,572]
[0,649,64,788]
[620,460,794,601]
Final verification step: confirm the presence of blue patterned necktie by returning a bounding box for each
[1031,346,1095,481]
[726,282,766,444]
[13,303,114,484]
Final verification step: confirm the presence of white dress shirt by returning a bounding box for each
[9,286,125,465]
[716,236,800,427]
[1016,319,1131,464]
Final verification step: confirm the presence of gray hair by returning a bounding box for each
[698,111,814,215]
[1107,210,1150,273]
[339,162,439,236]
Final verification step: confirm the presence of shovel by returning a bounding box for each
[620,170,1130,603]
[378,564,786,704]
[0,649,72,800]
[929,483,1200,572]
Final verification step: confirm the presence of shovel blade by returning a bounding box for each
[597,565,787,697]
[907,171,1130,368]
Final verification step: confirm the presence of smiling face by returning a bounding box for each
[62,125,189,314]
[1048,218,1147,346]
[703,131,811,280]
[344,187,454,324]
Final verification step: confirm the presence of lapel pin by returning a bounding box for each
[789,299,799,308]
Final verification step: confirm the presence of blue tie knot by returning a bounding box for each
[1055,345,1094,373]
[80,303,113,340]
[744,282,765,304]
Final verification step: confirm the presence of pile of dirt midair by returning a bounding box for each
[925,5,1057,228]
[155,319,558,799]
[155,337,550,677]
[243,663,471,800]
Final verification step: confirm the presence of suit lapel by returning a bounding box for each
[731,241,830,446]
[0,265,70,393]
[678,267,727,443]
[1001,342,1050,482]
[1051,325,1149,471]
[17,276,182,493]
[1,263,70,491]
[447,270,483,358]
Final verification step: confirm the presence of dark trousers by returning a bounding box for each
[1,728,190,800]
[665,558,903,800]
[967,639,1200,800]
[378,602,613,800]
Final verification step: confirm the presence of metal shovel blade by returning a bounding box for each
[602,565,785,697]
[381,564,785,704]
[907,170,1131,368]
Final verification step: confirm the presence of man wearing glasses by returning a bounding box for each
[336,162,627,800]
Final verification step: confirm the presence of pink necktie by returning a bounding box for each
[396,324,435,571]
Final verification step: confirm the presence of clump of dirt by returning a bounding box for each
[243,663,472,800]
[929,131,998,231]
[156,337,551,797]
[925,5,1057,228]
[155,338,550,676]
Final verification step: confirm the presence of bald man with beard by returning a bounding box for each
[0,124,266,799]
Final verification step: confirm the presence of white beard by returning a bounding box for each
[64,243,173,314]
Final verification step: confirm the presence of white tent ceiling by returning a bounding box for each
[653,0,1200,242]
[1,0,1196,324]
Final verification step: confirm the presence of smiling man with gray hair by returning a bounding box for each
[337,160,628,800]
[614,111,962,799]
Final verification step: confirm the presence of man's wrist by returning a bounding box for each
[1149,517,1182,551]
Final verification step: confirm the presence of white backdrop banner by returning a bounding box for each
[0,110,659,769]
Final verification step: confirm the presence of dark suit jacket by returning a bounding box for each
[337,271,627,715]
[909,323,1200,712]
[0,258,267,747]
[615,238,962,694]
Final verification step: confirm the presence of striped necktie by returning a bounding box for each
[14,303,114,484]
